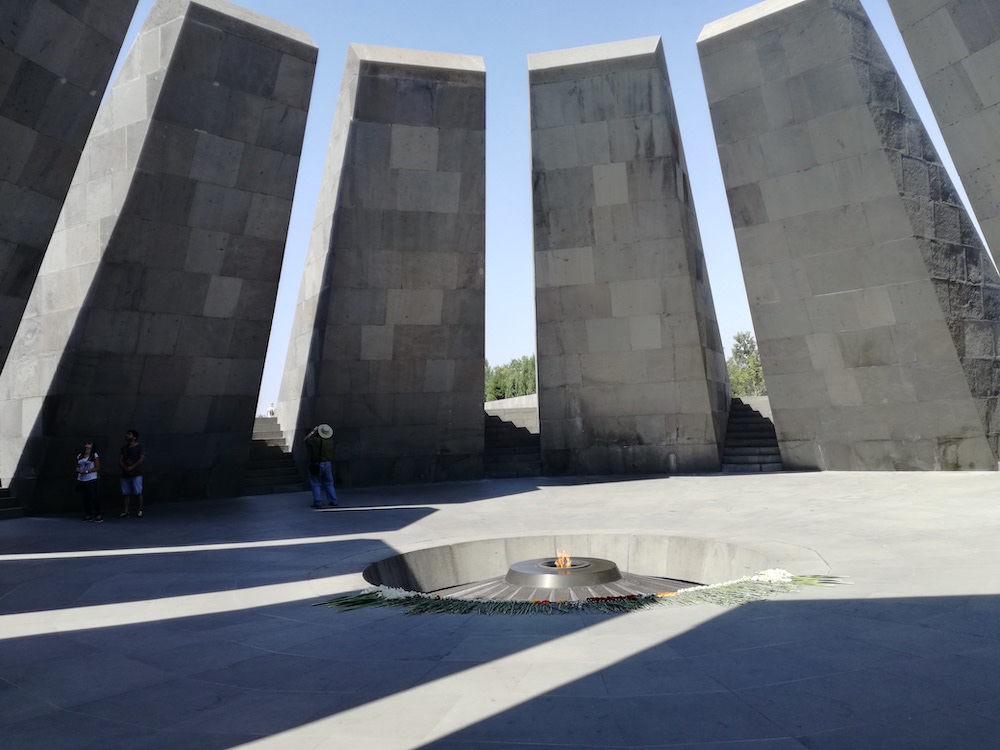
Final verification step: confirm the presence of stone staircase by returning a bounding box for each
[721,398,783,473]
[484,413,542,478]
[242,417,304,495]
[0,486,22,520]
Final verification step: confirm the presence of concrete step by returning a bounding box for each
[0,489,21,519]
[244,425,299,494]
[722,446,783,457]
[483,411,543,478]
[252,438,292,449]
[251,430,285,441]
[722,462,784,473]
[486,463,543,479]
[726,424,777,435]
[250,444,292,458]
[722,398,782,473]
[721,453,783,465]
[724,437,780,448]
[485,455,542,468]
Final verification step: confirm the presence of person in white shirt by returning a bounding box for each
[76,440,102,522]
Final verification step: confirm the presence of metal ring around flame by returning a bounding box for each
[504,557,622,588]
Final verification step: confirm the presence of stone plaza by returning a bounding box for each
[3,471,1000,748]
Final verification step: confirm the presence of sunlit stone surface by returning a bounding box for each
[700,0,1000,470]
[529,37,729,476]
[888,0,1000,258]
[0,0,139,370]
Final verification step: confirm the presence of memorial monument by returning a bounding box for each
[0,0,139,370]
[276,45,486,486]
[528,37,729,475]
[700,0,1000,470]
[0,0,317,512]
[887,1,1000,258]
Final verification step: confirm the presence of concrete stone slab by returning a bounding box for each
[530,37,728,476]
[0,0,139,371]
[276,45,485,487]
[888,0,1000,264]
[700,0,1000,470]
[0,0,317,512]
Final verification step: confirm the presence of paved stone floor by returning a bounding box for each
[2,471,1000,749]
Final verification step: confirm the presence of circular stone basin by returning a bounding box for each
[361,534,828,599]
[505,557,622,589]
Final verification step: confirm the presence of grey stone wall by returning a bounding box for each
[276,45,486,487]
[0,0,316,511]
[699,0,1000,470]
[887,1,1000,259]
[0,0,139,370]
[528,37,729,476]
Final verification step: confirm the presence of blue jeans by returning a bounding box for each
[309,461,338,505]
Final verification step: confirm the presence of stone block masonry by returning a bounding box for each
[0,0,316,512]
[699,0,1000,470]
[0,0,139,371]
[887,1,1000,262]
[276,45,486,487]
[529,37,729,476]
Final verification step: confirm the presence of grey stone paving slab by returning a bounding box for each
[689,634,917,690]
[617,693,788,745]
[0,0,139,371]
[72,677,245,731]
[799,707,1000,750]
[6,710,160,750]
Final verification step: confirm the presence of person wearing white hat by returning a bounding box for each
[304,423,338,508]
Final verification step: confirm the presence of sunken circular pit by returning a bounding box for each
[361,534,827,603]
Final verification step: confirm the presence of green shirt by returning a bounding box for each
[305,435,334,462]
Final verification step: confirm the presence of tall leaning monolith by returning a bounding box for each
[0,0,316,512]
[528,37,729,475]
[887,1,1000,256]
[0,0,139,370]
[699,0,1000,470]
[276,45,486,486]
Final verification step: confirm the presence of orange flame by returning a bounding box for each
[555,550,571,568]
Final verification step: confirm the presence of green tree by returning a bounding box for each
[727,331,766,397]
[485,354,536,400]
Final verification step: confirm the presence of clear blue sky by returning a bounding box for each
[118,0,972,413]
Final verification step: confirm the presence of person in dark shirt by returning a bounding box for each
[119,429,144,518]
[304,423,338,509]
